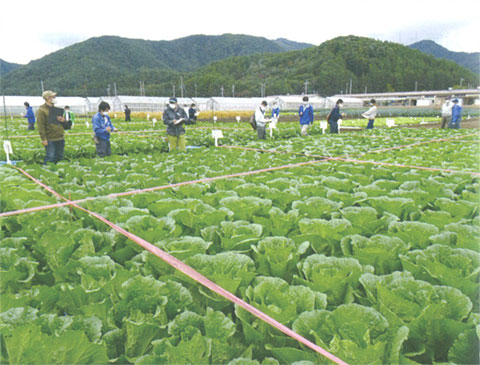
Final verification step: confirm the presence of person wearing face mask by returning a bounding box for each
[24,102,36,130]
[361,99,377,130]
[163,97,193,151]
[299,96,314,136]
[36,90,66,164]
[327,99,345,134]
[255,101,272,139]
[92,101,117,157]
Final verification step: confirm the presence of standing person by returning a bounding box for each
[63,105,75,129]
[36,91,66,164]
[124,105,131,121]
[92,101,116,157]
[449,98,462,129]
[441,97,452,129]
[255,101,271,140]
[299,96,314,136]
[24,102,36,130]
[271,102,280,122]
[188,103,199,123]
[362,99,377,129]
[327,99,345,134]
[163,97,193,151]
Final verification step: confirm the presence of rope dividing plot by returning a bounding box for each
[6,165,348,365]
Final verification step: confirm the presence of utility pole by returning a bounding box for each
[415,81,418,91]
[180,77,184,98]
[304,80,309,95]
[349,79,352,94]
[220,85,224,97]
[107,84,111,97]
[260,82,266,97]
[114,82,117,96]
[194,83,198,98]
[364,86,367,94]
[232,84,235,97]
[172,84,175,97]
[40,80,44,93]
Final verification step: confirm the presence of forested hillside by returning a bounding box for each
[2,35,477,97]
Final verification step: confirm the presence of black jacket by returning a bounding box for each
[163,106,193,136]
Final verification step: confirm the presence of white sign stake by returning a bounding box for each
[213,116,217,124]
[212,129,223,147]
[386,119,395,128]
[86,121,89,128]
[236,116,241,123]
[152,118,157,126]
[147,114,150,121]
[3,140,13,164]
[338,119,342,134]
[320,121,327,134]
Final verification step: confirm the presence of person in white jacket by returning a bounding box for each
[255,101,271,139]
[441,98,452,129]
[362,99,377,129]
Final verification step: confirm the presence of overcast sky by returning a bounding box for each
[1,0,479,65]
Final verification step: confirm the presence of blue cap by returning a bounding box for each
[452,98,459,103]
[169,97,177,103]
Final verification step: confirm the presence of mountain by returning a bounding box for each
[2,35,477,97]
[409,40,479,74]
[0,59,22,76]
[1,34,312,95]
[175,36,479,97]
[273,38,314,51]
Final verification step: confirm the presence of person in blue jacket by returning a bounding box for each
[448,98,462,129]
[24,102,36,130]
[327,99,345,134]
[299,96,314,136]
[271,102,280,121]
[92,101,116,157]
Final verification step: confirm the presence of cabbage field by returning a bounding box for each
[1,117,479,364]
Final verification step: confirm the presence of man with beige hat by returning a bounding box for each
[36,90,66,164]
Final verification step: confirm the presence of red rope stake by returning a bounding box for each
[10,165,348,365]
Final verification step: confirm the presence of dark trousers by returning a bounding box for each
[27,123,35,130]
[96,139,111,157]
[329,121,338,134]
[257,125,266,139]
[125,114,131,121]
[44,140,65,164]
[441,115,450,128]
[366,119,375,129]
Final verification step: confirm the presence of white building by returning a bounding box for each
[273,95,326,110]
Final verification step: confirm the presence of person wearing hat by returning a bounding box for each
[362,99,377,129]
[23,102,36,130]
[162,97,193,151]
[36,91,66,164]
[448,98,462,129]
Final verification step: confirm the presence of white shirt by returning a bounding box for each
[255,106,268,127]
[362,105,377,119]
[441,101,452,116]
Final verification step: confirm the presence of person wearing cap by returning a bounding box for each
[36,91,66,164]
[162,97,193,151]
[362,99,377,129]
[271,102,280,122]
[441,97,452,129]
[327,99,345,134]
[23,102,36,130]
[299,96,314,136]
[448,98,462,129]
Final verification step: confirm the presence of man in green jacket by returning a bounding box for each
[36,90,66,164]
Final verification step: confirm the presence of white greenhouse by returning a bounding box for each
[207,97,276,111]
[1,96,88,115]
[273,95,326,110]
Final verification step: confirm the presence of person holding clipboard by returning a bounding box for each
[162,97,194,152]
[36,90,66,164]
